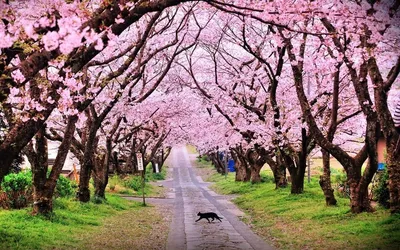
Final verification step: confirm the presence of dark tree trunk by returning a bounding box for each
[27,116,77,215]
[385,143,400,213]
[250,163,263,183]
[247,147,267,184]
[348,169,374,213]
[231,147,250,182]
[77,124,99,202]
[93,148,109,200]
[0,150,16,182]
[266,155,287,188]
[159,147,172,172]
[319,150,337,206]
[387,158,400,213]
[288,128,307,194]
[234,157,251,182]
[112,151,122,175]
[30,128,50,214]
[275,165,288,188]
[209,152,226,174]
[288,159,306,194]
[78,157,94,202]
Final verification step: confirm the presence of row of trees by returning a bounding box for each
[0,0,399,216]
[179,1,400,214]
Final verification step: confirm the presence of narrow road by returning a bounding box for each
[166,146,274,250]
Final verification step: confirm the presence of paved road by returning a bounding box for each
[166,146,274,250]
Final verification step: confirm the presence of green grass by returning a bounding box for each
[107,165,168,197]
[196,160,400,250]
[0,166,171,249]
[0,195,143,249]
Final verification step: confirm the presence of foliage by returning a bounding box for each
[0,171,79,209]
[108,175,119,191]
[1,171,32,193]
[123,176,143,192]
[55,175,77,198]
[0,171,32,209]
[372,170,390,208]
[145,164,167,181]
[333,170,350,198]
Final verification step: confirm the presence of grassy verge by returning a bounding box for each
[0,195,170,249]
[0,166,171,249]
[192,158,400,250]
[107,165,168,198]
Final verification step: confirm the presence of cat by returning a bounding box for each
[195,212,223,223]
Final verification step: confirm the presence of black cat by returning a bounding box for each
[195,212,223,223]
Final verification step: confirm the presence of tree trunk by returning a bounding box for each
[0,150,16,181]
[93,153,107,200]
[32,189,53,215]
[319,150,337,205]
[275,165,287,188]
[30,127,50,214]
[287,155,306,194]
[235,158,251,182]
[247,147,268,184]
[231,148,250,182]
[349,178,374,213]
[112,151,123,175]
[78,161,92,202]
[77,109,104,202]
[31,116,78,215]
[250,163,263,184]
[386,145,400,213]
[209,152,226,174]
[290,164,306,194]
[266,155,287,188]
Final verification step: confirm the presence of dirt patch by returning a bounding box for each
[79,203,173,250]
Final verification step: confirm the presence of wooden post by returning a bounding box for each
[142,169,146,206]
[137,153,145,206]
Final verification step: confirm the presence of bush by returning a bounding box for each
[1,171,32,192]
[108,175,119,191]
[55,175,76,198]
[145,164,166,181]
[372,170,390,208]
[333,170,350,198]
[0,171,32,209]
[123,176,143,191]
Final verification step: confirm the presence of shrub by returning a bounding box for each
[123,176,143,191]
[333,170,350,198]
[372,170,390,208]
[55,175,76,198]
[145,164,166,181]
[108,175,119,191]
[0,171,32,209]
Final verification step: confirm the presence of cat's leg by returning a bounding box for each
[195,217,202,222]
[206,218,211,223]
[217,217,222,222]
